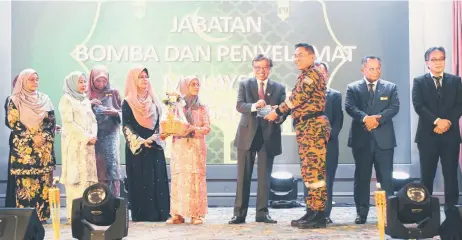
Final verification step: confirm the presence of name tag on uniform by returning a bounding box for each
[380,96,388,100]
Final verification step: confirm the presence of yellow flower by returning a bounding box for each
[42,186,49,200]
[24,147,32,155]
[22,178,31,188]
[8,109,19,124]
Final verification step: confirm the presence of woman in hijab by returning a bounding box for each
[88,66,122,196]
[59,71,98,221]
[5,69,56,222]
[166,75,211,225]
[122,66,170,222]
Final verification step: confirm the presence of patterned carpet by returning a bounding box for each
[42,207,444,240]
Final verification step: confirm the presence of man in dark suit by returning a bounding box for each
[412,46,462,210]
[229,54,286,224]
[345,56,400,224]
[314,61,343,224]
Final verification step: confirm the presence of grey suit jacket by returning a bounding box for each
[345,79,400,150]
[233,78,286,156]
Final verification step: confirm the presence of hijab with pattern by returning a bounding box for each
[124,67,162,130]
[10,68,54,130]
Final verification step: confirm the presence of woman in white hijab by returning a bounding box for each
[5,69,56,223]
[59,71,98,222]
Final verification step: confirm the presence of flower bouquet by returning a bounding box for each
[160,92,189,135]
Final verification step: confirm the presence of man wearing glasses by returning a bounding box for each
[412,46,462,211]
[265,43,331,229]
[229,54,287,224]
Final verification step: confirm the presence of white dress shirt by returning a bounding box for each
[430,72,443,88]
[364,78,378,92]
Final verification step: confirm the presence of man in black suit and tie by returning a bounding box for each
[345,56,400,224]
[229,54,286,224]
[412,46,462,210]
[315,61,344,224]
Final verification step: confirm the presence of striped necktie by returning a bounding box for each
[433,76,442,97]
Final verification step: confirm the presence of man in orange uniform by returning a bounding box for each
[265,43,331,229]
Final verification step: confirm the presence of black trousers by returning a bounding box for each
[352,140,394,217]
[418,140,460,209]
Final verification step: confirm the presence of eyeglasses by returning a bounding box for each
[429,58,445,63]
[253,66,270,71]
[190,83,200,87]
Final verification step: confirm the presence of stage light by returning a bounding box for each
[385,182,440,239]
[392,171,414,192]
[269,171,299,208]
[71,183,129,240]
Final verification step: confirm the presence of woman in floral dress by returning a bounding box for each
[59,71,98,221]
[5,69,56,222]
[167,76,210,225]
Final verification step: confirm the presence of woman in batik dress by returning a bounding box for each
[167,76,210,225]
[59,71,98,221]
[5,69,56,223]
[88,66,122,196]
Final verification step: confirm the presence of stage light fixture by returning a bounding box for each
[385,182,440,239]
[269,171,299,208]
[392,171,414,192]
[71,183,129,240]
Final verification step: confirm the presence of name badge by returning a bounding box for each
[380,96,388,100]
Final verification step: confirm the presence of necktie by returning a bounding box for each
[368,83,375,107]
[259,82,265,99]
[433,76,442,97]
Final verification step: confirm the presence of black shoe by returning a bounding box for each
[354,215,367,224]
[255,215,277,224]
[291,209,312,227]
[325,217,333,224]
[228,216,245,224]
[298,211,327,229]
